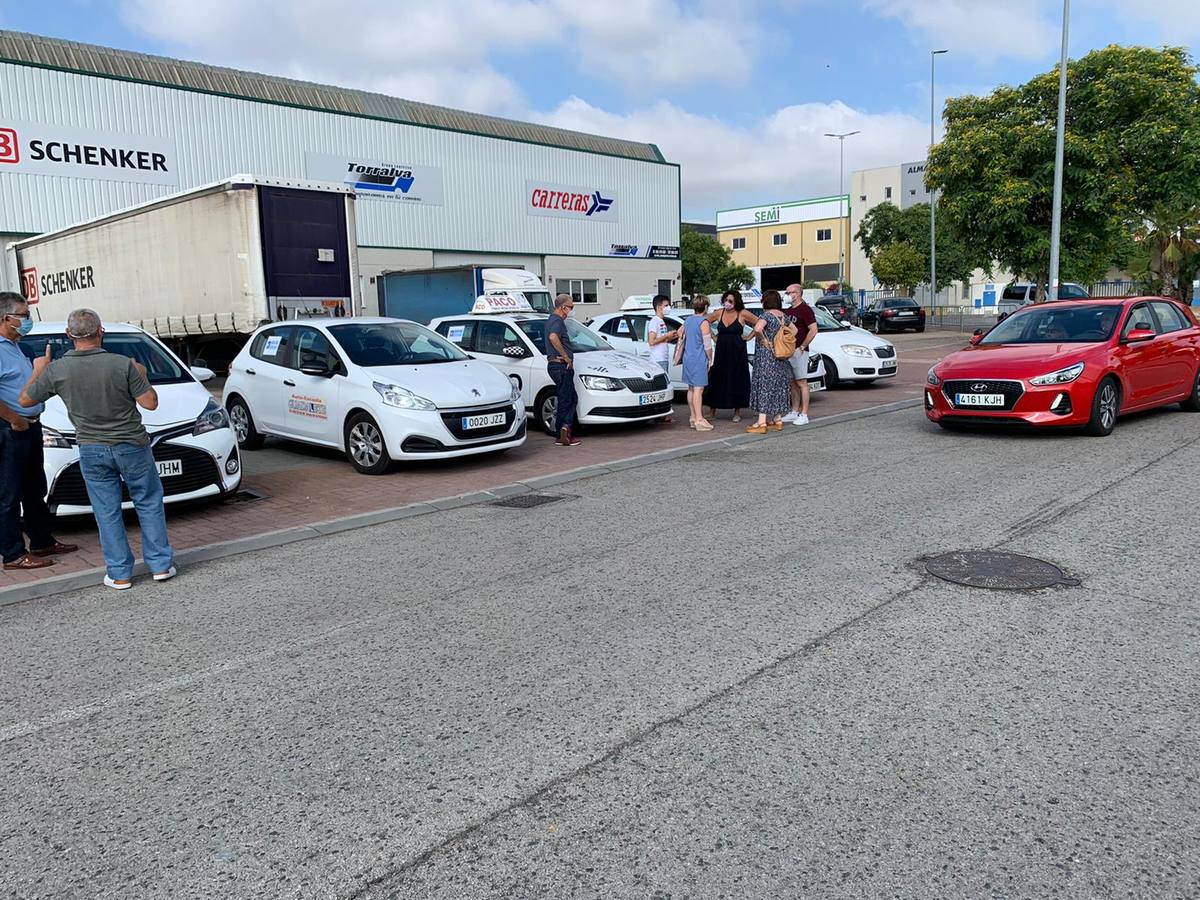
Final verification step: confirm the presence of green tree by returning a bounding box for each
[680,227,754,294]
[1137,207,1200,301]
[870,242,926,294]
[855,201,983,287]
[927,45,1200,300]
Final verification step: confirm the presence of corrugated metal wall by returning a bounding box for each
[0,63,680,257]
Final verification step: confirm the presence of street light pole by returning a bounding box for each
[930,49,948,307]
[1047,0,1070,301]
[824,130,859,294]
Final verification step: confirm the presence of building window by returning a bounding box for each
[910,189,917,196]
[859,195,867,202]
[884,186,892,200]
[555,278,599,304]
[772,233,787,246]
[731,237,746,250]
[961,282,969,300]
[815,228,832,242]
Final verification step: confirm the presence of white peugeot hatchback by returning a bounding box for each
[222,317,525,475]
[21,322,241,516]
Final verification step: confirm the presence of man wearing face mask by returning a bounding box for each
[546,293,582,446]
[0,292,76,571]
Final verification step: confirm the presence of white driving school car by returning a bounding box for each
[431,295,674,434]
[21,322,241,516]
[222,317,525,475]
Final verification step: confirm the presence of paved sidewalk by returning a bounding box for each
[0,331,966,596]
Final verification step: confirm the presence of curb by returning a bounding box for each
[0,398,921,607]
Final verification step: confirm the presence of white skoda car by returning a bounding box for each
[222,317,525,474]
[21,322,241,516]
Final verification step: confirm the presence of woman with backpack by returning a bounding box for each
[745,289,795,434]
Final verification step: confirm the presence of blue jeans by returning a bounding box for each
[547,363,577,431]
[78,443,174,580]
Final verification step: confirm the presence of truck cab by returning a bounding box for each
[431,295,674,434]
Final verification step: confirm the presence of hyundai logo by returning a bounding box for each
[971,382,989,392]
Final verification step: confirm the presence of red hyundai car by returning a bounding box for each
[925,297,1200,436]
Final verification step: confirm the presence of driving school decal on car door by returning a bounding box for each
[288,395,328,419]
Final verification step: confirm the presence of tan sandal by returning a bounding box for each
[745,423,768,434]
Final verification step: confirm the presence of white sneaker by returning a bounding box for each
[793,414,810,426]
[152,566,178,582]
[104,576,133,591]
[781,411,799,423]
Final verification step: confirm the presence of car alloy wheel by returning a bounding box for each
[541,395,558,434]
[1098,382,1117,431]
[349,420,384,468]
[228,404,249,443]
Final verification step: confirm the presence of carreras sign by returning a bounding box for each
[526,180,618,222]
[0,122,178,186]
[306,153,444,205]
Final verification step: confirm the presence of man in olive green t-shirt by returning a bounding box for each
[21,308,176,590]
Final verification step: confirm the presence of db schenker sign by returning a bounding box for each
[0,121,178,186]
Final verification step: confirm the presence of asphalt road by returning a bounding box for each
[2,401,1198,898]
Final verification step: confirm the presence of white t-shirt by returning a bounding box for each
[648,316,672,364]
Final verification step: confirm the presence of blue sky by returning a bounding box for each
[2,1,1197,219]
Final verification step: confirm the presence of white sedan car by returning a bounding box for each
[587,308,827,392]
[222,317,525,475]
[21,322,241,516]
[808,305,898,388]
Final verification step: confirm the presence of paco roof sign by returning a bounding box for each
[470,293,534,314]
[0,121,178,186]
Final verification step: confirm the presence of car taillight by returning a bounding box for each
[883,310,895,317]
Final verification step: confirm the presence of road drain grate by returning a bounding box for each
[492,493,569,509]
[225,489,268,504]
[925,550,1080,591]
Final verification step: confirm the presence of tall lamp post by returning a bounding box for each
[1047,0,1070,301]
[930,49,948,307]
[824,130,859,294]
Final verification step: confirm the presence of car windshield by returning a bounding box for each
[20,331,191,384]
[814,306,849,331]
[884,299,918,309]
[516,318,612,354]
[981,304,1121,344]
[328,322,468,366]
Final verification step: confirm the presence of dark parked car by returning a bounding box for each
[861,298,926,334]
[815,295,860,326]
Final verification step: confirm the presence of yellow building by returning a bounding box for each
[715,195,851,291]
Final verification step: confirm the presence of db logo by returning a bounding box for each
[20,268,38,303]
[0,127,19,164]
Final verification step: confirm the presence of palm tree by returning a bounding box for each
[1137,207,1200,300]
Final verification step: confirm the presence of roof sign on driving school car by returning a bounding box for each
[471,293,534,314]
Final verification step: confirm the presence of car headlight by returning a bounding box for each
[192,398,231,435]
[840,344,873,357]
[373,381,436,410]
[1029,362,1085,386]
[510,383,521,402]
[580,375,623,391]
[42,425,72,449]
[927,369,940,386]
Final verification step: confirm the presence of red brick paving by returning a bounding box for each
[2,331,970,590]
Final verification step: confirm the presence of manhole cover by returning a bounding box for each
[225,489,268,504]
[925,550,1080,591]
[491,493,569,509]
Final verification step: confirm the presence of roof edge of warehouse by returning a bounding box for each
[0,29,673,166]
[5,175,349,251]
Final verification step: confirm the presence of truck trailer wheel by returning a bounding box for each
[226,396,265,450]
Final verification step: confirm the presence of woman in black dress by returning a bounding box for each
[703,289,756,421]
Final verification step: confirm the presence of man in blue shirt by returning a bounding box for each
[0,292,75,570]
[546,293,581,446]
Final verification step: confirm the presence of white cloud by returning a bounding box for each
[119,0,756,114]
[1095,0,1200,40]
[537,97,931,219]
[863,0,1060,62]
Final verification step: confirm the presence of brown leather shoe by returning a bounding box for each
[30,541,78,557]
[556,426,581,446]
[4,554,56,570]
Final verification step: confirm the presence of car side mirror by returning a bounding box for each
[840,320,851,327]
[969,333,983,346]
[299,361,333,377]
[189,365,215,383]
[1124,328,1155,343]
[973,328,984,336]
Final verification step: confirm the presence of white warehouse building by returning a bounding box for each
[0,30,681,315]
